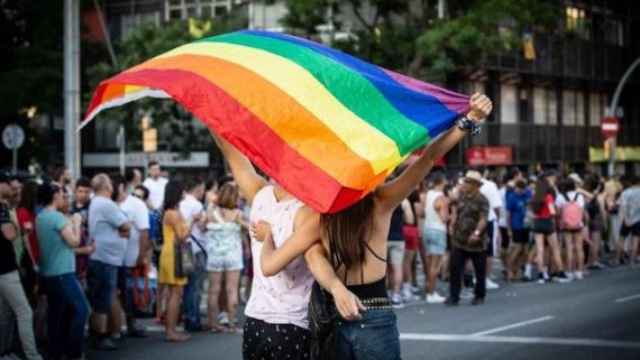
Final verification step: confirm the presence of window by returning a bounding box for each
[603,19,624,46]
[548,89,557,125]
[165,0,233,21]
[121,12,161,40]
[589,92,602,127]
[576,91,585,126]
[518,87,531,123]
[566,6,590,39]
[562,90,577,126]
[533,87,546,125]
[500,84,517,124]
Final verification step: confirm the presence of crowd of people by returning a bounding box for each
[1,94,639,360]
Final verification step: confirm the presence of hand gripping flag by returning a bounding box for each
[82,30,469,213]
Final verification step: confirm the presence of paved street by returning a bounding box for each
[91,265,640,360]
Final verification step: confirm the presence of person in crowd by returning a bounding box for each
[446,170,490,306]
[604,176,623,260]
[71,177,95,289]
[16,180,40,298]
[422,173,449,304]
[479,168,503,291]
[133,185,167,323]
[158,180,191,342]
[401,190,420,302]
[386,181,410,307]
[253,94,492,358]
[205,182,247,333]
[556,177,587,280]
[530,175,570,284]
[113,174,150,338]
[497,174,513,277]
[126,168,143,193]
[584,174,607,269]
[143,161,169,210]
[505,179,533,281]
[36,182,89,360]
[87,174,131,351]
[179,177,207,332]
[0,172,43,360]
[619,175,640,266]
[8,176,26,271]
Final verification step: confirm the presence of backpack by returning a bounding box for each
[561,193,583,230]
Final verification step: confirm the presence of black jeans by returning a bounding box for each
[449,247,487,301]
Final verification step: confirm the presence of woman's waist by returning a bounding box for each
[346,277,388,302]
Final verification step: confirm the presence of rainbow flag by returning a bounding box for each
[82,30,469,213]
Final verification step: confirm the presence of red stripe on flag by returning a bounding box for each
[107,68,360,213]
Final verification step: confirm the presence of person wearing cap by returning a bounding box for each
[0,172,44,360]
[446,170,490,306]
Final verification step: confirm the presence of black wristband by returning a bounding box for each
[457,116,481,136]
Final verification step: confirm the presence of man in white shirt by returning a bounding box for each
[142,161,168,210]
[179,178,207,332]
[114,175,150,338]
[480,170,503,290]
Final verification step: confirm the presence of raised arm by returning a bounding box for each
[375,93,493,212]
[210,130,267,203]
[257,207,320,276]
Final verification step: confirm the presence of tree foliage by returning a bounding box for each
[280,0,559,83]
[87,12,247,153]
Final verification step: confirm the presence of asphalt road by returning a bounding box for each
[91,265,640,360]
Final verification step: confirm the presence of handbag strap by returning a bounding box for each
[190,235,208,258]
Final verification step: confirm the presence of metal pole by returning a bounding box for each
[607,56,640,177]
[119,125,126,175]
[12,148,17,174]
[64,0,81,179]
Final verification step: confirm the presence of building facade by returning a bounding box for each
[85,0,640,175]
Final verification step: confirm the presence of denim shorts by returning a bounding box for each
[335,308,401,360]
[87,260,118,314]
[423,228,447,255]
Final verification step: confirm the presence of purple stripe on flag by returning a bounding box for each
[383,69,470,115]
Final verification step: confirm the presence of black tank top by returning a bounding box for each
[388,206,404,241]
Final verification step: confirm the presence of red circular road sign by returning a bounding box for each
[601,117,619,139]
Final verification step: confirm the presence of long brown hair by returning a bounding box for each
[320,193,375,273]
[531,178,552,212]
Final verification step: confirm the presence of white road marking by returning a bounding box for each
[470,316,554,337]
[615,293,640,303]
[399,333,640,349]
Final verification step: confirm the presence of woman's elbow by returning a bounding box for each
[260,260,278,277]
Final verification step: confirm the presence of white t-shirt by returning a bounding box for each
[179,194,205,254]
[498,187,509,228]
[143,177,168,210]
[555,191,585,209]
[481,179,503,222]
[120,195,150,267]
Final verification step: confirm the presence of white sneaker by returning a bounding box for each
[524,264,533,279]
[426,292,446,304]
[391,293,404,308]
[460,288,474,300]
[486,278,500,290]
[401,284,414,302]
[574,271,584,280]
[218,312,229,325]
